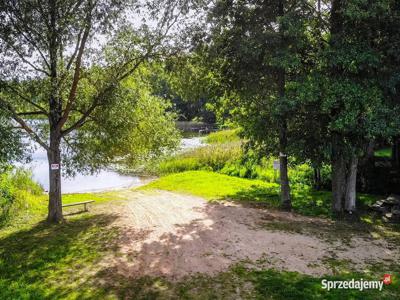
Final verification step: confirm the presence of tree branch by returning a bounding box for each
[5,43,50,76]
[1,81,48,115]
[17,111,47,116]
[57,7,92,131]
[0,97,49,151]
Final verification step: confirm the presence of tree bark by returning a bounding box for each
[313,168,321,190]
[276,0,291,210]
[331,134,346,214]
[344,155,358,212]
[279,120,292,210]
[46,0,64,223]
[47,132,63,223]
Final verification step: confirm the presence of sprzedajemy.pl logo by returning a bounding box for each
[321,274,392,292]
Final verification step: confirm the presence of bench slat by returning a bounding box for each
[62,200,95,207]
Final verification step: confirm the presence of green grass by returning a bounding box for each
[0,213,122,299]
[155,142,242,175]
[142,170,280,202]
[247,267,399,300]
[0,169,396,299]
[374,147,392,158]
[142,171,379,218]
[150,128,331,188]
[204,129,240,144]
[1,217,398,300]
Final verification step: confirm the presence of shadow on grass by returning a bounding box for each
[0,213,126,299]
[225,184,281,207]
[227,184,380,219]
[251,268,400,300]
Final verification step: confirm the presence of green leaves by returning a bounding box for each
[61,67,180,175]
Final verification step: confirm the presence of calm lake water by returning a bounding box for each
[22,137,204,194]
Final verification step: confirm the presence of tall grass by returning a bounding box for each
[0,168,44,226]
[205,129,240,144]
[152,129,331,187]
[157,142,242,175]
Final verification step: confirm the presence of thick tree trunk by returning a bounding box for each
[344,155,358,212]
[47,133,63,223]
[332,154,346,213]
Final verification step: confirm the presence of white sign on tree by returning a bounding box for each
[51,164,60,170]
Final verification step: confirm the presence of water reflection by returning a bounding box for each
[22,136,204,194]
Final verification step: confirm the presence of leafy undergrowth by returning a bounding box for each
[142,170,379,218]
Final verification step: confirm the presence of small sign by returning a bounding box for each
[273,160,280,170]
[51,164,60,170]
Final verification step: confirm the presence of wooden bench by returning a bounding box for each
[62,200,95,212]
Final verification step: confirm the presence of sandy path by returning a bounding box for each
[98,190,399,280]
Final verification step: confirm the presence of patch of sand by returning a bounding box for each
[95,190,399,280]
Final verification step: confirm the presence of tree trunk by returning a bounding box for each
[313,167,321,190]
[331,133,346,214]
[279,121,291,210]
[276,0,291,210]
[47,132,63,223]
[279,151,291,210]
[344,155,358,212]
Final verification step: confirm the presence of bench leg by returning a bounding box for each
[84,203,88,212]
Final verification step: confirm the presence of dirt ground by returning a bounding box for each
[92,190,400,280]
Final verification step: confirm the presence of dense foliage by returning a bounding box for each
[190,0,400,214]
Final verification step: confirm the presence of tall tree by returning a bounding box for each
[203,0,314,209]
[325,0,400,214]
[0,0,190,222]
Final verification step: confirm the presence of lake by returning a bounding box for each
[22,136,204,194]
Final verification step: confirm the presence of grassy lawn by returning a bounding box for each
[142,170,280,201]
[142,170,379,218]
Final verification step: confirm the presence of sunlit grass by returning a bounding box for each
[204,129,240,144]
[142,170,379,218]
